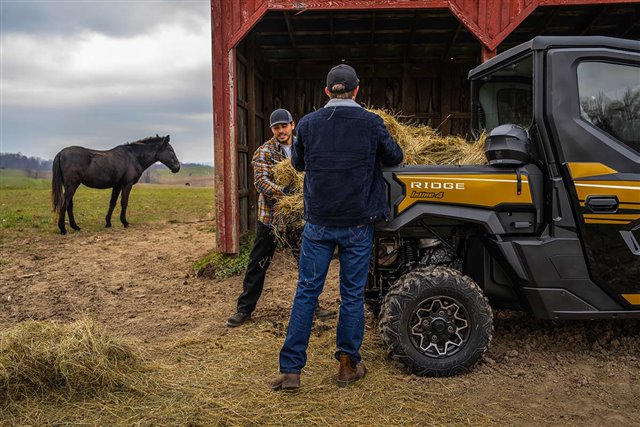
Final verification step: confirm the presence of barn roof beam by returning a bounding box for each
[368,12,376,66]
[579,5,608,36]
[403,11,419,64]
[442,22,462,62]
[283,11,299,62]
[534,6,559,35]
[619,7,640,38]
[330,11,336,64]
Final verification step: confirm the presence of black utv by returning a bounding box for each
[368,36,640,377]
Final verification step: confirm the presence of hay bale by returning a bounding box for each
[272,109,487,232]
[0,319,147,400]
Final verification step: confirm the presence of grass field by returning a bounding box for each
[151,164,214,187]
[0,169,215,238]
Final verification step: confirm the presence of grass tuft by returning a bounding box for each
[193,232,255,279]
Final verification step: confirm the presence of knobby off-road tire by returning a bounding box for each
[379,266,493,377]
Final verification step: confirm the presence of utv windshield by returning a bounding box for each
[473,54,533,135]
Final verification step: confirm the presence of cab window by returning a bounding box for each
[475,54,534,134]
[577,62,640,153]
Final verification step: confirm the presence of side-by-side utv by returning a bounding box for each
[367,36,640,376]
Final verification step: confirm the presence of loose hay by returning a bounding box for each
[153,321,493,426]
[0,318,149,400]
[370,109,487,165]
[273,158,304,192]
[272,109,487,233]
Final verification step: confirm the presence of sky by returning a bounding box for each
[0,0,214,164]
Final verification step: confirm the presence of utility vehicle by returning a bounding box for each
[368,36,640,376]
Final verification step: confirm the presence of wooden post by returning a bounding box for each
[402,64,416,118]
[213,0,239,253]
[481,45,497,62]
[247,35,258,231]
[440,62,451,136]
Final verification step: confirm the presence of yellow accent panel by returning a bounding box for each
[584,214,640,221]
[567,162,618,179]
[585,219,631,225]
[396,174,533,214]
[622,294,640,305]
[620,203,640,210]
[574,181,640,204]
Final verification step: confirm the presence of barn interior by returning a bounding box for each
[233,4,640,232]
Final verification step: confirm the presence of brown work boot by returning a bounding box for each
[269,373,301,391]
[315,306,337,321]
[226,312,251,327]
[336,353,367,387]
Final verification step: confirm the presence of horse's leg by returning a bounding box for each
[119,184,133,228]
[58,193,67,235]
[67,199,80,231]
[59,183,79,234]
[105,186,121,228]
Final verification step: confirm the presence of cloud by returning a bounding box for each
[0,0,209,38]
[0,0,214,164]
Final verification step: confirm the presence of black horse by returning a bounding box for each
[51,135,180,234]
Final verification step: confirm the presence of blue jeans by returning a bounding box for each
[279,222,374,374]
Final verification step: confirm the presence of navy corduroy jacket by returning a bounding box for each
[291,100,404,227]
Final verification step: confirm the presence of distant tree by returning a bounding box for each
[0,153,53,171]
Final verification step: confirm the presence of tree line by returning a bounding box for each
[0,153,53,171]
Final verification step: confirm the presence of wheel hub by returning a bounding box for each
[431,319,446,333]
[409,296,470,358]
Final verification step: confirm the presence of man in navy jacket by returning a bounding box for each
[270,64,403,390]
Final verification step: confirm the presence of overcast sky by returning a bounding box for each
[0,0,213,164]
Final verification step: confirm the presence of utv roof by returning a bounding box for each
[469,36,640,78]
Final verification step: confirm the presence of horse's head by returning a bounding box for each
[156,135,180,173]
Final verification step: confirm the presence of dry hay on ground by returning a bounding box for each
[273,109,487,233]
[0,318,149,401]
[1,319,492,425]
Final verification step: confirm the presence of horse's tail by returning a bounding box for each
[51,153,64,216]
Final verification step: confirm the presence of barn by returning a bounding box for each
[211,0,640,253]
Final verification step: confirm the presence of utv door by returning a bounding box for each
[545,46,640,307]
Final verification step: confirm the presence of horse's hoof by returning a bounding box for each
[60,229,67,235]
[105,224,112,228]
[71,226,81,231]
[122,223,129,228]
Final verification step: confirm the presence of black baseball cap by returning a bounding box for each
[326,64,359,93]
[269,108,293,127]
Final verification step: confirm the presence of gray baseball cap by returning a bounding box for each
[269,108,293,127]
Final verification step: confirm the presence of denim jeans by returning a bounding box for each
[279,222,374,374]
[237,222,301,315]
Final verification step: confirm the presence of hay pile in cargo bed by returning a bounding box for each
[273,109,487,233]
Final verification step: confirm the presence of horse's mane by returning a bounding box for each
[125,135,165,146]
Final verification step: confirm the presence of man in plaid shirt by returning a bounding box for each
[227,108,335,327]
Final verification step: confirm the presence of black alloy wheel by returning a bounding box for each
[379,266,493,377]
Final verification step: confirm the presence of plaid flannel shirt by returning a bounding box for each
[253,137,290,230]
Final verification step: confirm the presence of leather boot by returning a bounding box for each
[269,373,301,391]
[315,306,337,321]
[226,312,251,327]
[336,353,367,387]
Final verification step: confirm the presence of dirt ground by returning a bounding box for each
[1,221,639,426]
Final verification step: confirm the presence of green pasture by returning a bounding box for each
[153,163,213,179]
[0,169,215,238]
